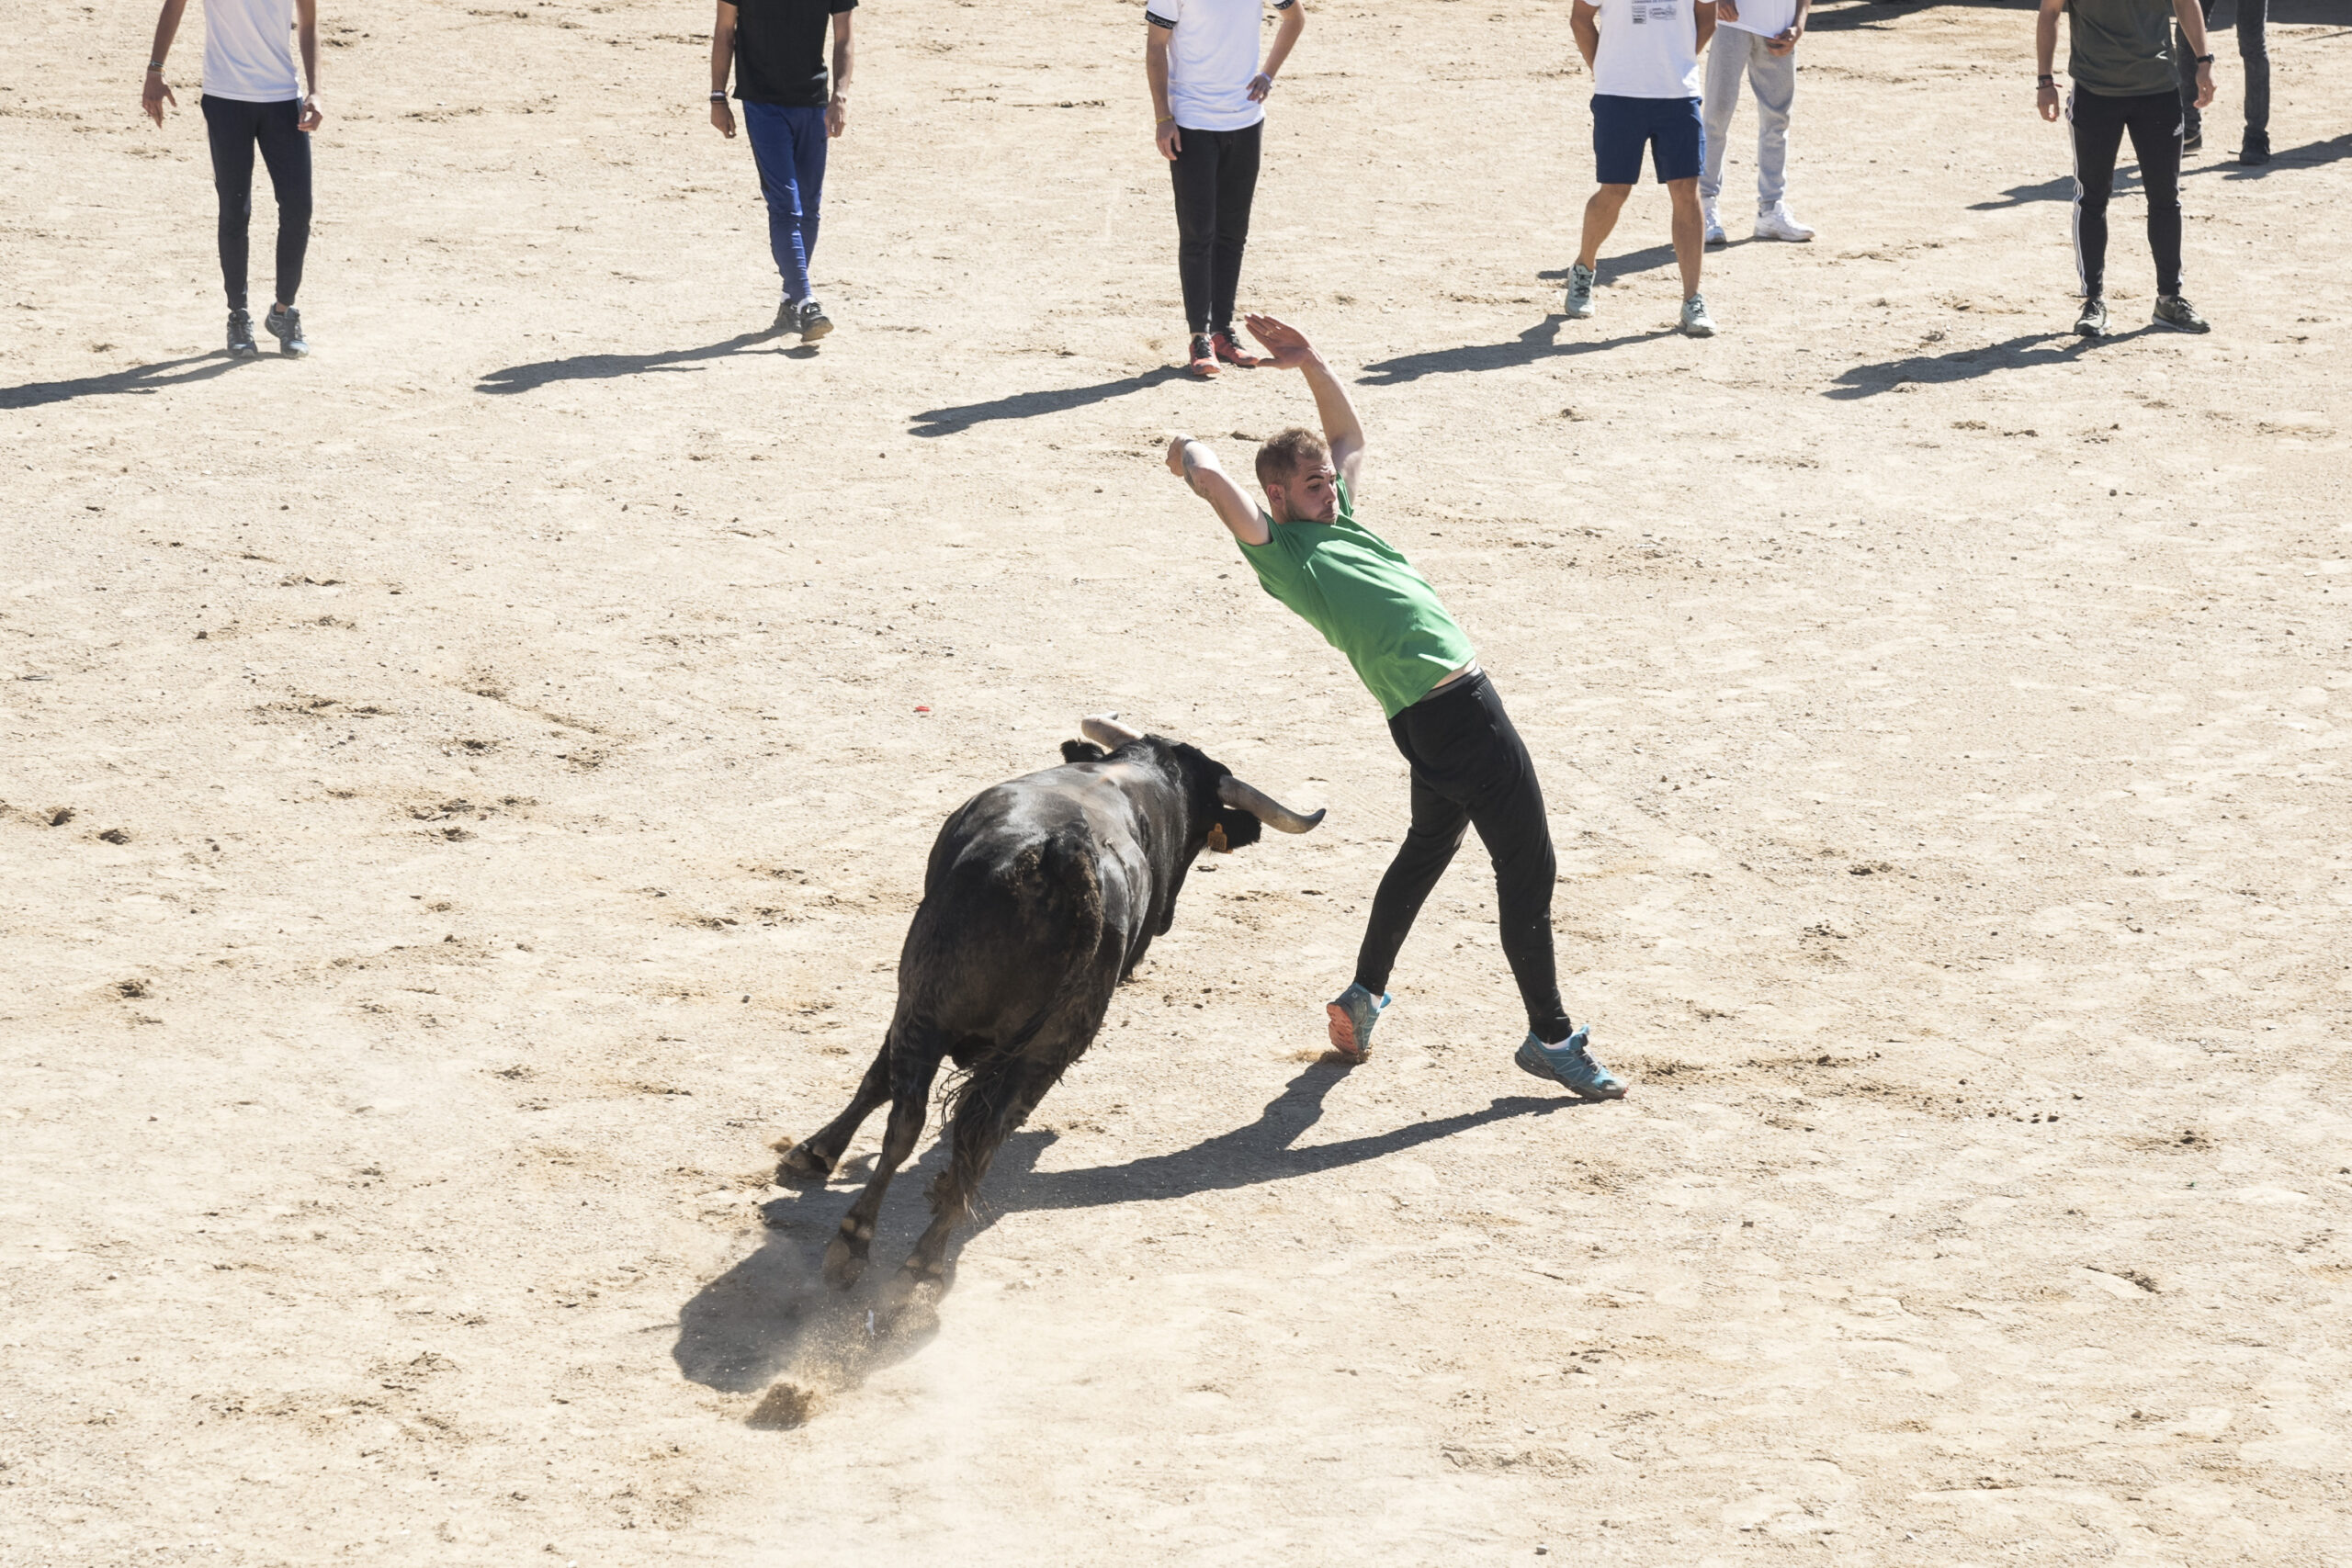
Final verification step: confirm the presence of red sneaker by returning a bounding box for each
[1186,334,1220,378]
[1210,329,1264,368]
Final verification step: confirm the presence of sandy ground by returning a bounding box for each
[5,0,2351,1562]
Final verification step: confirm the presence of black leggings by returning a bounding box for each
[201,96,311,311]
[1168,120,1261,335]
[2068,87,2182,300]
[1354,672,1572,1043]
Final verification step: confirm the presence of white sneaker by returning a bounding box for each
[1680,294,1717,337]
[1753,203,1815,243]
[1702,202,1726,247]
[1563,261,1596,320]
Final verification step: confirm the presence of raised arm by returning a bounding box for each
[1243,314,1364,489]
[1165,436,1271,547]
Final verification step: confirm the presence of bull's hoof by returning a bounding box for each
[775,1141,835,1185]
[821,1235,867,1290]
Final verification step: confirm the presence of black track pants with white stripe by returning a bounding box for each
[2068,87,2184,301]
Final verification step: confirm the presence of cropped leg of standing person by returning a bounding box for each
[2177,0,2267,162]
[142,0,322,357]
[707,0,854,342]
[743,102,830,332]
[1170,124,1264,359]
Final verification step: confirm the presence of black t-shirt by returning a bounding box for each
[732,0,855,108]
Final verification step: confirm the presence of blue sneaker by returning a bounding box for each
[1514,1026,1627,1100]
[1325,983,1391,1060]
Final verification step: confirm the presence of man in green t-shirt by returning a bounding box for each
[1159,314,1626,1100]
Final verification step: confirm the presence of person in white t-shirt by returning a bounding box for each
[1566,0,1721,338]
[1145,0,1306,379]
[142,0,323,359]
[1700,0,1815,244]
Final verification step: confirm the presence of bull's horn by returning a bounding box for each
[1219,775,1326,834]
[1080,713,1145,750]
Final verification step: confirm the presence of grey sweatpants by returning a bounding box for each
[1699,28,1797,210]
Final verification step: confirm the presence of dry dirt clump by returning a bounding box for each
[3,0,2349,1562]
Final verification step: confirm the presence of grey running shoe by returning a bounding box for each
[2075,297,2109,338]
[226,309,258,358]
[1680,294,1717,337]
[797,299,834,342]
[1702,202,1726,247]
[1326,982,1390,1061]
[265,304,308,357]
[2153,295,2211,333]
[1564,262,1596,320]
[1514,1025,1627,1100]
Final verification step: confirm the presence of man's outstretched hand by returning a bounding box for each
[1242,313,1316,369]
[1165,434,1195,479]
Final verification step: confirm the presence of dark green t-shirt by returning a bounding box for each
[2065,0,2178,99]
[1237,477,1476,720]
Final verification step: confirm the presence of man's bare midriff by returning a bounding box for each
[1419,660,1479,702]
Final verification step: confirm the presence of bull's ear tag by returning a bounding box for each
[1206,823,1230,854]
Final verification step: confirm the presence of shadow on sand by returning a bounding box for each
[671,1059,1582,1422]
[1358,318,1678,385]
[0,352,246,412]
[473,332,797,394]
[908,365,1186,436]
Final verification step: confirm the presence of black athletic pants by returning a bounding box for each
[2178,0,2268,142]
[2068,87,2182,301]
[201,96,311,312]
[1168,120,1261,336]
[1353,672,1574,1044]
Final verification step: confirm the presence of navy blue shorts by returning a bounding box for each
[1591,94,1704,185]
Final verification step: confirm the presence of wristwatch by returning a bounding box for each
[2195,52,2214,63]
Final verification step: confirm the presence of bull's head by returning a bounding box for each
[1063,713,1325,854]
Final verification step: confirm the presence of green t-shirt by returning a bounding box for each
[2065,0,2178,99]
[1237,477,1476,720]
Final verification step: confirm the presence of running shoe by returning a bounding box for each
[1680,294,1717,337]
[2236,131,2270,166]
[226,309,258,359]
[2153,295,2211,333]
[1325,982,1390,1061]
[797,299,834,342]
[770,295,798,336]
[2075,297,2109,338]
[2183,129,2203,152]
[1514,1026,1627,1100]
[1702,202,1726,247]
[1564,262,1596,320]
[264,304,308,357]
[1209,328,1264,368]
[1753,203,1815,243]
[1186,333,1220,378]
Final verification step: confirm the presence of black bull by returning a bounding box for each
[775,716,1324,1308]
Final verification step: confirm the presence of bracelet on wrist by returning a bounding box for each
[148,62,164,72]
[710,92,727,100]
[1156,114,1174,126]
[2195,52,2213,63]
[2036,73,2054,85]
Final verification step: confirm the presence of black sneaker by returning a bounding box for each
[264,304,308,357]
[2075,298,2109,338]
[226,309,258,358]
[2153,295,2211,333]
[797,299,833,342]
[2236,131,2271,165]
[2183,128,2203,152]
